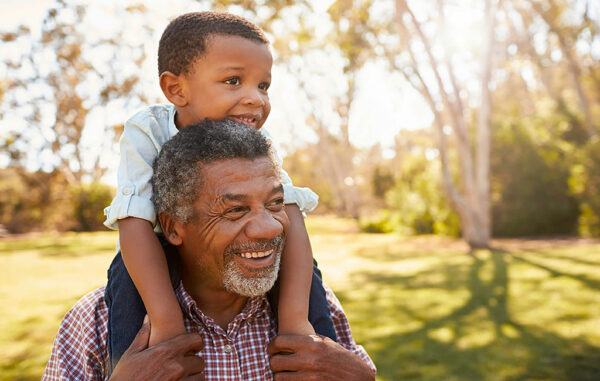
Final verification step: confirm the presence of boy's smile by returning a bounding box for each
[169,34,272,130]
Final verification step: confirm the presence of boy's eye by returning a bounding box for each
[225,77,240,86]
[259,82,270,91]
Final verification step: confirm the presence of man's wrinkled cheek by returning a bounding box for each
[276,213,290,234]
[200,216,240,254]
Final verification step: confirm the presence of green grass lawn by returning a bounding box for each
[1,218,600,380]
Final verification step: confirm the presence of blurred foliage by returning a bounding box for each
[356,133,461,236]
[283,145,336,212]
[0,168,71,233]
[491,120,579,237]
[386,155,460,236]
[0,0,151,184]
[70,183,113,232]
[569,137,600,237]
[0,168,112,233]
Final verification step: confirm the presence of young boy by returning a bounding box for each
[103,11,336,370]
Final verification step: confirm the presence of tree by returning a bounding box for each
[378,0,499,248]
[503,0,600,236]
[530,0,597,138]
[1,0,153,184]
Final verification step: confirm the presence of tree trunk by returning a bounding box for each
[473,0,497,248]
[394,0,496,249]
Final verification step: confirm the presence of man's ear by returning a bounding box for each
[159,71,187,107]
[158,212,184,246]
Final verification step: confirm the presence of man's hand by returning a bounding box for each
[110,317,205,381]
[268,334,375,381]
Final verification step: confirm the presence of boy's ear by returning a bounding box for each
[159,71,187,107]
[158,212,184,246]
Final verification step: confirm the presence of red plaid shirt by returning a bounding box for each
[43,283,376,380]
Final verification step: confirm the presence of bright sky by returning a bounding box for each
[0,0,447,185]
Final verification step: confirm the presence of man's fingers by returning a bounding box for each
[180,354,205,375]
[267,334,312,356]
[269,352,301,373]
[124,315,151,355]
[182,372,205,381]
[273,373,312,381]
[163,332,204,355]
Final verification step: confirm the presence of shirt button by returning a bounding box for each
[223,344,233,353]
[122,187,132,195]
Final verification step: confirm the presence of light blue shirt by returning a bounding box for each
[103,104,318,231]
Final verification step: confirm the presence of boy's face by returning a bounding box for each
[175,34,272,130]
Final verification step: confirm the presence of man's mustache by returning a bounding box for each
[224,234,284,256]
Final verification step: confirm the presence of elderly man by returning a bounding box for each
[43,119,376,380]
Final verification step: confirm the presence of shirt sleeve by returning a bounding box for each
[42,288,108,381]
[259,129,319,213]
[103,114,160,230]
[325,284,377,374]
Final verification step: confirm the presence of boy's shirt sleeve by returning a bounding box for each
[259,128,319,213]
[103,111,163,230]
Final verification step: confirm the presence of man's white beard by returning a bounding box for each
[221,238,282,297]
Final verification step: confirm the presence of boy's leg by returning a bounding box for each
[267,259,337,341]
[104,235,181,375]
[105,251,146,375]
[308,259,337,341]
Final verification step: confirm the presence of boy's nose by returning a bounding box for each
[244,209,283,240]
[242,88,266,106]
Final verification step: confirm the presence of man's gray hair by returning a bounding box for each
[151,119,276,223]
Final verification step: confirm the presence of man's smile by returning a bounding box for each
[237,248,274,259]
[234,248,275,269]
[225,235,283,271]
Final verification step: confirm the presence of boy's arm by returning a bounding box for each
[104,108,184,347]
[260,128,319,334]
[118,217,185,345]
[278,204,316,335]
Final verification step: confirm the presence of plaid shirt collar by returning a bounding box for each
[176,282,270,334]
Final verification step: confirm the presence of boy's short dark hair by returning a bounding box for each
[158,11,269,76]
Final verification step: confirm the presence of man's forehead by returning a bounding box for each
[200,157,280,197]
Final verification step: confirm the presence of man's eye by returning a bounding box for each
[226,206,246,216]
[258,82,270,91]
[268,198,284,211]
[225,77,240,85]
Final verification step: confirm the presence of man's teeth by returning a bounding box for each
[239,249,273,259]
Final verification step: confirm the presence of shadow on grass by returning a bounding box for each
[341,246,600,381]
[510,253,600,290]
[523,250,600,267]
[356,238,468,263]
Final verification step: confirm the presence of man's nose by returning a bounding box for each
[245,209,283,240]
